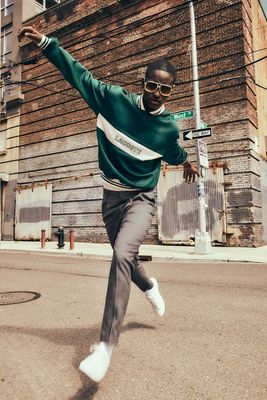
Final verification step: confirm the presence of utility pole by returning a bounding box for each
[0,9,5,120]
[0,9,2,245]
[189,1,212,254]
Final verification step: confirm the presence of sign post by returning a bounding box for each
[189,1,212,254]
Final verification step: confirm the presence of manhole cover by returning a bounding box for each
[0,291,41,306]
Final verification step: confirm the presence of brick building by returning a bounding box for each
[0,1,63,239]
[1,0,267,246]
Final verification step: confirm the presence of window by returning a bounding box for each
[0,72,12,99]
[0,116,7,152]
[1,25,12,64]
[35,0,61,12]
[1,0,13,19]
[0,129,7,153]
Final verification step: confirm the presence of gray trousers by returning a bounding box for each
[100,188,156,345]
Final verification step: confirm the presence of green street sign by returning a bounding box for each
[171,110,194,121]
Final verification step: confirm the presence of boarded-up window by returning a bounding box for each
[0,117,7,152]
[0,129,7,153]
[157,167,226,244]
[15,184,52,240]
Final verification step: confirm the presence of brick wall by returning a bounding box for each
[15,0,265,246]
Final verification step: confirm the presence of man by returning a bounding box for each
[18,26,198,383]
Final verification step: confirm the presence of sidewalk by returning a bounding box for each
[0,240,266,263]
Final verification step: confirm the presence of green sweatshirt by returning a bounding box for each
[41,37,187,190]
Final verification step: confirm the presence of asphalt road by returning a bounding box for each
[0,251,266,400]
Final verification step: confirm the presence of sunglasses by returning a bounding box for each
[144,80,174,96]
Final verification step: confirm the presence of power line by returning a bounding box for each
[177,54,267,86]
[4,52,265,93]
[6,5,193,86]
[4,36,267,91]
[7,0,244,90]
[2,2,266,109]
[150,71,266,101]
[7,0,250,86]
[16,0,198,68]
[5,42,266,92]
[246,46,267,54]
[7,32,267,90]
[39,0,236,63]
[20,0,237,75]
[0,77,264,139]
[13,26,265,90]
[15,45,265,97]
[208,75,267,92]
[0,54,266,121]
[72,0,200,46]
[250,24,267,31]
[253,81,267,91]
[1,71,266,138]
[9,79,81,99]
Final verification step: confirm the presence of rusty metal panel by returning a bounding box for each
[15,184,52,240]
[157,167,226,244]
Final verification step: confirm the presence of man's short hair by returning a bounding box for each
[145,58,177,84]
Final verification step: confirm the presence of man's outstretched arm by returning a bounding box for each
[18,26,110,115]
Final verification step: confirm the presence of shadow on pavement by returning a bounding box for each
[68,382,99,400]
[0,321,155,400]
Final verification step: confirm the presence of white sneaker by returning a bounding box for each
[79,342,112,383]
[145,277,165,316]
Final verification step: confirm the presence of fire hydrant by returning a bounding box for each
[55,227,65,248]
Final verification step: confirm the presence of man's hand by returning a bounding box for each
[17,26,43,44]
[183,161,199,183]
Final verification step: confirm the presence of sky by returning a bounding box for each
[259,0,267,18]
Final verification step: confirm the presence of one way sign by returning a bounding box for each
[183,127,212,141]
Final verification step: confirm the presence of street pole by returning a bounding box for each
[0,10,2,246]
[189,1,212,254]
